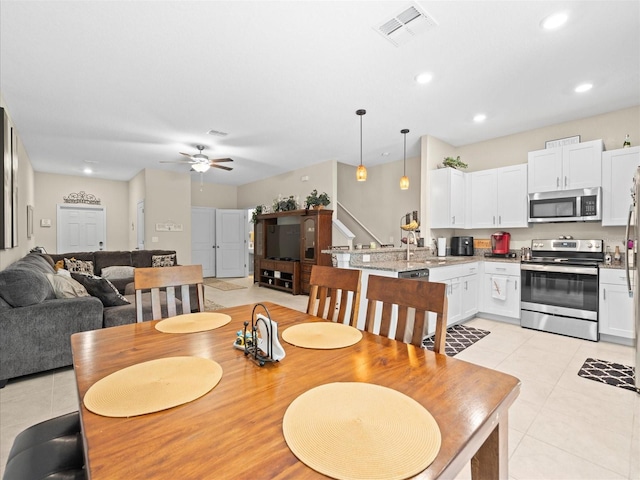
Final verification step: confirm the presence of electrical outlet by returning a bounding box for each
[362,254,370,262]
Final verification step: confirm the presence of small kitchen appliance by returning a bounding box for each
[450,236,474,256]
[491,232,511,254]
[520,238,604,342]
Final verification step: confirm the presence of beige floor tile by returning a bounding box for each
[509,398,543,434]
[510,435,626,480]
[527,408,631,476]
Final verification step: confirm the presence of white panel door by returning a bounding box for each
[191,207,216,278]
[57,205,106,253]
[215,209,247,278]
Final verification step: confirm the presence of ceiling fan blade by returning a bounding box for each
[210,158,233,163]
[179,152,195,159]
[160,160,196,164]
[211,164,233,171]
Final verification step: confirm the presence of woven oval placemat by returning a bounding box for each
[84,356,222,417]
[281,322,362,349]
[155,312,231,333]
[283,382,441,480]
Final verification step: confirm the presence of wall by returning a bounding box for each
[237,160,335,211]
[142,168,192,264]
[128,170,145,249]
[0,95,36,269]
[422,106,640,251]
[337,155,421,247]
[34,172,130,253]
[191,181,238,208]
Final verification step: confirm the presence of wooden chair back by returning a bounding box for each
[364,275,448,353]
[306,265,362,327]
[133,265,205,322]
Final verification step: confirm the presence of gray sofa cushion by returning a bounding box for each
[0,269,54,307]
[94,251,132,275]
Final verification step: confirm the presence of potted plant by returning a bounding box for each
[251,205,266,223]
[441,156,468,170]
[273,195,299,212]
[305,189,331,209]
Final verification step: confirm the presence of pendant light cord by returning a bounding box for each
[360,114,363,166]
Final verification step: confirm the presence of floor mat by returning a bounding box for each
[577,358,637,393]
[203,278,246,291]
[422,324,490,356]
[205,299,226,311]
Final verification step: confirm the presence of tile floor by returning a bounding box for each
[1,277,638,479]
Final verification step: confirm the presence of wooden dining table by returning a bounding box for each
[71,301,520,480]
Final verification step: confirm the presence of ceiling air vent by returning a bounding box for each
[374,3,438,47]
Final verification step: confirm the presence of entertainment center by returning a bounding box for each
[254,208,332,295]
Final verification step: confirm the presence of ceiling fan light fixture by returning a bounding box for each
[192,163,211,173]
[356,109,367,182]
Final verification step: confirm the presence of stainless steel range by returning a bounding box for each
[520,238,603,341]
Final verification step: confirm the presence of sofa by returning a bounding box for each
[0,250,182,387]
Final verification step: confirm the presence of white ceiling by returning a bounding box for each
[1,1,638,186]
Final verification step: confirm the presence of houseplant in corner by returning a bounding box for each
[305,189,331,209]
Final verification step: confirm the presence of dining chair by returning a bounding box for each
[306,265,362,327]
[133,265,205,322]
[364,275,448,353]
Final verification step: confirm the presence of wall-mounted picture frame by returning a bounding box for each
[27,204,33,239]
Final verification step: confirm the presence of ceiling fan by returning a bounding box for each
[160,145,233,173]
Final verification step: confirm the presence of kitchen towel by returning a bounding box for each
[491,276,507,300]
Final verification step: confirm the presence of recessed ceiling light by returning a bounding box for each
[541,12,568,30]
[207,129,228,137]
[574,83,593,93]
[415,72,433,84]
[83,167,93,174]
[473,114,487,123]
[381,152,390,156]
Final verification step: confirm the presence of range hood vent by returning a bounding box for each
[374,4,438,47]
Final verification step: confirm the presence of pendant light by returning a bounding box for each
[400,128,410,190]
[356,109,367,181]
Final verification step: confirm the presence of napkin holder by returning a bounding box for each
[243,303,285,366]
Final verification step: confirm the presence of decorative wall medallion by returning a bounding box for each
[63,191,101,205]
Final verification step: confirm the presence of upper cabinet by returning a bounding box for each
[430,167,466,228]
[528,139,603,193]
[602,146,639,226]
[469,164,528,229]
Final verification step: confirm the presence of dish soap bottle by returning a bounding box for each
[623,134,631,148]
[604,247,612,265]
[613,245,621,265]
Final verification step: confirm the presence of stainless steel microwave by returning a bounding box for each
[528,187,601,223]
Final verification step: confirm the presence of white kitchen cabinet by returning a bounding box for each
[469,164,528,228]
[430,167,466,228]
[602,146,639,226]
[480,262,521,319]
[429,262,479,325]
[599,269,634,339]
[528,139,603,193]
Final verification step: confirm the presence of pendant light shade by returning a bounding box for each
[400,128,410,190]
[356,109,367,182]
[192,163,211,173]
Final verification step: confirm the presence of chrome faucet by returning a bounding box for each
[406,231,417,261]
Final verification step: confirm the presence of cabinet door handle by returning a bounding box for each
[603,288,606,300]
[452,216,455,224]
[514,280,518,290]
[498,215,502,224]
[464,281,468,290]
[493,216,496,225]
[557,177,560,188]
[564,176,568,187]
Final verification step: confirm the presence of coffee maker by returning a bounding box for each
[491,231,511,255]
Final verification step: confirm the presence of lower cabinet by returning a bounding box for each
[480,262,521,319]
[429,263,479,326]
[599,269,634,339]
[257,259,300,295]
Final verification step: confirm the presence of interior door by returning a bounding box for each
[215,209,247,278]
[57,204,106,253]
[191,207,216,278]
[136,200,145,250]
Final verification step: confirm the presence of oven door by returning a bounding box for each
[521,263,598,320]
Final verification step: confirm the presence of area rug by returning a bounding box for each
[422,324,490,356]
[203,278,246,291]
[205,299,226,311]
[577,358,637,392]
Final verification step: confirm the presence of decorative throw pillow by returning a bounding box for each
[46,273,90,299]
[71,273,130,307]
[152,254,176,267]
[101,265,135,280]
[64,257,95,275]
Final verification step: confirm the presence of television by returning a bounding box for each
[266,224,300,260]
